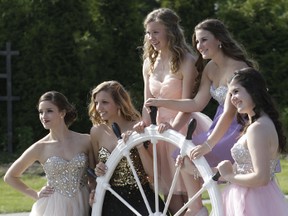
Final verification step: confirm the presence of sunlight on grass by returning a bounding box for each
[0,159,287,213]
[276,158,288,194]
[0,175,46,213]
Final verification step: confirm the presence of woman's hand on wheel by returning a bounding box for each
[189,143,211,160]
[95,162,107,177]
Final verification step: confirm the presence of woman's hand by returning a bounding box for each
[89,189,95,206]
[145,98,163,108]
[189,143,211,160]
[37,185,54,199]
[157,122,172,133]
[122,130,134,142]
[175,155,184,168]
[95,162,107,177]
[217,160,233,180]
[133,121,146,133]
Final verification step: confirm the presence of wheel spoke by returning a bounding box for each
[105,186,142,216]
[126,153,153,214]
[91,126,224,216]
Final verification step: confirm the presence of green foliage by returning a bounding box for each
[0,0,288,153]
[216,0,288,109]
[14,126,34,154]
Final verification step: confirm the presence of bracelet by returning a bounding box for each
[204,141,212,151]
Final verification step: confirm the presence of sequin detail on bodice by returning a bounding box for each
[99,147,148,188]
[231,136,278,179]
[210,85,227,105]
[43,153,88,198]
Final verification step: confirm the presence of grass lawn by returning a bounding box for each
[0,158,287,214]
[0,175,46,213]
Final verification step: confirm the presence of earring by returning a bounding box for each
[219,44,222,49]
[118,109,121,116]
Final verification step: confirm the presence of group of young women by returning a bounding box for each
[4,7,288,216]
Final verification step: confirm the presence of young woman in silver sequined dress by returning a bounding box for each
[4,91,95,216]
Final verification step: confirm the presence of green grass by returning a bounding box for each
[0,158,287,214]
[0,175,46,213]
[275,158,288,194]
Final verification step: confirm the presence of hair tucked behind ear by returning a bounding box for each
[192,19,258,74]
[38,91,77,127]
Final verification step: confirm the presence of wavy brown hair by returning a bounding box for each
[88,81,141,125]
[192,19,258,73]
[143,8,194,75]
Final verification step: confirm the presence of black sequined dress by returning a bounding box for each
[98,147,165,215]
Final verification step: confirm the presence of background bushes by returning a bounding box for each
[0,0,287,154]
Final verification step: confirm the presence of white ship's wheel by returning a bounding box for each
[91,118,224,216]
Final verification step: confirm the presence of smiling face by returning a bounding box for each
[38,101,64,130]
[228,79,255,117]
[195,29,221,60]
[94,90,118,122]
[145,21,169,52]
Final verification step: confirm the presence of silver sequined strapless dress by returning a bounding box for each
[222,135,288,215]
[29,153,90,216]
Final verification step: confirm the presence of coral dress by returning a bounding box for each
[192,85,242,167]
[222,135,288,216]
[29,153,90,216]
[149,75,212,194]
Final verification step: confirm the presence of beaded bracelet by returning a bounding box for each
[204,141,212,151]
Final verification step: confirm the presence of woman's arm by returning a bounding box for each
[206,92,237,147]
[87,135,96,190]
[190,92,237,159]
[90,126,100,166]
[137,144,154,179]
[171,54,197,131]
[218,122,272,187]
[4,143,42,200]
[142,59,153,126]
[145,65,212,113]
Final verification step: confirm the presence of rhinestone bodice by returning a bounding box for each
[43,153,88,198]
[231,136,278,179]
[210,85,228,105]
[98,147,148,188]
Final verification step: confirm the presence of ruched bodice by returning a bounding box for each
[98,147,148,188]
[43,153,88,198]
[231,136,278,178]
[149,75,182,99]
[149,75,182,123]
[148,74,212,194]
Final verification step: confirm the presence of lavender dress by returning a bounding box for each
[191,85,242,167]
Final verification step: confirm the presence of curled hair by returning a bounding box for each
[192,19,258,73]
[88,81,141,125]
[230,68,287,154]
[38,91,77,127]
[142,8,193,75]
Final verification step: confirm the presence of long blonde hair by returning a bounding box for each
[142,8,193,75]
